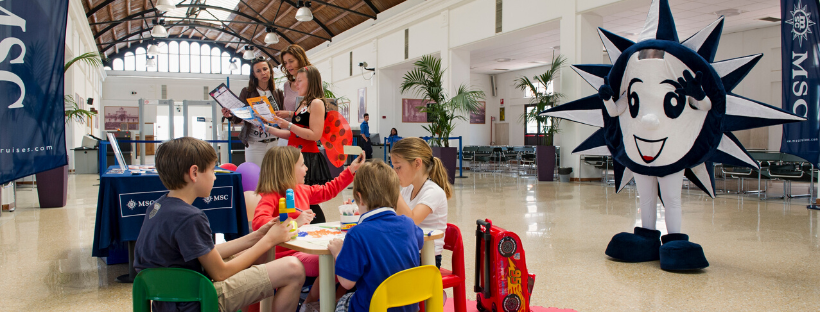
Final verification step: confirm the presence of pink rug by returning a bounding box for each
[444,298,577,312]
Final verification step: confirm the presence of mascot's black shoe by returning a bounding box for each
[605,227,661,262]
[659,233,709,270]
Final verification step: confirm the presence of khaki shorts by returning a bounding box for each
[214,264,274,312]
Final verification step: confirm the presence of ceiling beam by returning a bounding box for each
[94,8,159,39]
[85,0,117,18]
[310,0,375,19]
[291,1,364,45]
[126,0,132,49]
[251,0,341,45]
[361,0,379,14]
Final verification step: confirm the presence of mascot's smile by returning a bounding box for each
[634,135,667,163]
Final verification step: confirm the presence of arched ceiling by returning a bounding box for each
[84,0,405,65]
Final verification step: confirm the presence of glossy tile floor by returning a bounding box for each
[2,172,820,311]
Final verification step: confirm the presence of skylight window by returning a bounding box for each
[163,0,241,24]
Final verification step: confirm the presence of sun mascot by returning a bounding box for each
[542,0,806,270]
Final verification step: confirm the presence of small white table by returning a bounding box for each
[266,221,444,312]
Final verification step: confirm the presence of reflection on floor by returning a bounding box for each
[1,172,819,311]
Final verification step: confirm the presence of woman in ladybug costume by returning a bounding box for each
[267,65,333,223]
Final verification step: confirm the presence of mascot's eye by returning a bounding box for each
[628,78,642,118]
[661,79,685,119]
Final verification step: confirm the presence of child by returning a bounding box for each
[327,160,424,312]
[133,137,305,312]
[253,146,366,306]
[391,137,451,268]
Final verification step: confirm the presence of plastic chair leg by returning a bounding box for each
[453,283,467,312]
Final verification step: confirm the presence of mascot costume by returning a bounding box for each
[542,0,805,270]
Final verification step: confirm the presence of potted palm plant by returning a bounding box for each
[514,54,566,181]
[400,55,485,183]
[36,52,102,208]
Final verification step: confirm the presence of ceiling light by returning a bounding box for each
[229,61,239,71]
[264,27,279,45]
[151,20,168,38]
[242,46,255,60]
[495,58,511,62]
[156,0,176,12]
[295,1,313,22]
[147,44,160,56]
[713,9,744,17]
[146,56,156,68]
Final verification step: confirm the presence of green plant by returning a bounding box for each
[64,52,103,124]
[514,54,566,146]
[400,55,485,147]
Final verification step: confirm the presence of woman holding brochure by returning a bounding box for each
[264,65,332,223]
[274,44,313,147]
[220,57,284,168]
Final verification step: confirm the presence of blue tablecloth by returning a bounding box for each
[92,166,249,258]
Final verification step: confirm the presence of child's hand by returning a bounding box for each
[327,238,344,257]
[343,198,353,205]
[263,219,295,245]
[254,218,280,241]
[295,210,315,226]
[349,152,366,173]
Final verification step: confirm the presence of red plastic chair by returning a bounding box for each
[220,163,238,171]
[441,223,466,312]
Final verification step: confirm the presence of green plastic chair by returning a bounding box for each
[133,267,219,312]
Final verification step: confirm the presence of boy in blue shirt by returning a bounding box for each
[134,137,305,312]
[327,160,424,312]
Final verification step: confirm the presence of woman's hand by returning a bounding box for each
[295,209,315,226]
[348,152,366,173]
[275,110,292,119]
[221,107,233,118]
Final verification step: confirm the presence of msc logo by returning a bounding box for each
[786,0,816,47]
[0,4,28,109]
[202,195,229,204]
[127,199,136,210]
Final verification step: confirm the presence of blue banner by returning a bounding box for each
[781,0,820,166]
[118,186,235,219]
[0,0,69,184]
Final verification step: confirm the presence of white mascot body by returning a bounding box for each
[542,0,805,270]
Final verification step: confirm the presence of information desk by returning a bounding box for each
[92,166,249,282]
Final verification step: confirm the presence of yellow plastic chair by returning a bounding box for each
[370,265,443,312]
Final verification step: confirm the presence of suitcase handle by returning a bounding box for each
[474,219,492,298]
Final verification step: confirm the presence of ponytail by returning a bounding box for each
[428,156,453,199]
[390,137,453,199]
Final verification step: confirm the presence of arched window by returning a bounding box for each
[158,43,169,72]
[180,41,190,73]
[113,58,124,70]
[190,42,201,73]
[211,47,221,74]
[221,52,231,74]
[169,41,179,72]
[106,41,247,74]
[124,52,135,71]
[201,44,211,73]
[135,48,146,71]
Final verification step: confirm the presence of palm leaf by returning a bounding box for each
[64,52,104,73]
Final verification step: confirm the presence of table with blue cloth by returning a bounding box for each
[92,166,249,282]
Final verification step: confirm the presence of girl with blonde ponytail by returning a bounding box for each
[390,138,451,267]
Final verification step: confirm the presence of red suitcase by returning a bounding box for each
[474,219,535,312]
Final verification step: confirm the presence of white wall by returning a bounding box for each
[715,25,782,151]
[64,0,107,171]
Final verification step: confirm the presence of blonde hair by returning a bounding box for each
[353,160,400,210]
[390,138,453,199]
[155,137,217,190]
[257,146,302,195]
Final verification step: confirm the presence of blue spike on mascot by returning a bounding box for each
[542,0,805,270]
